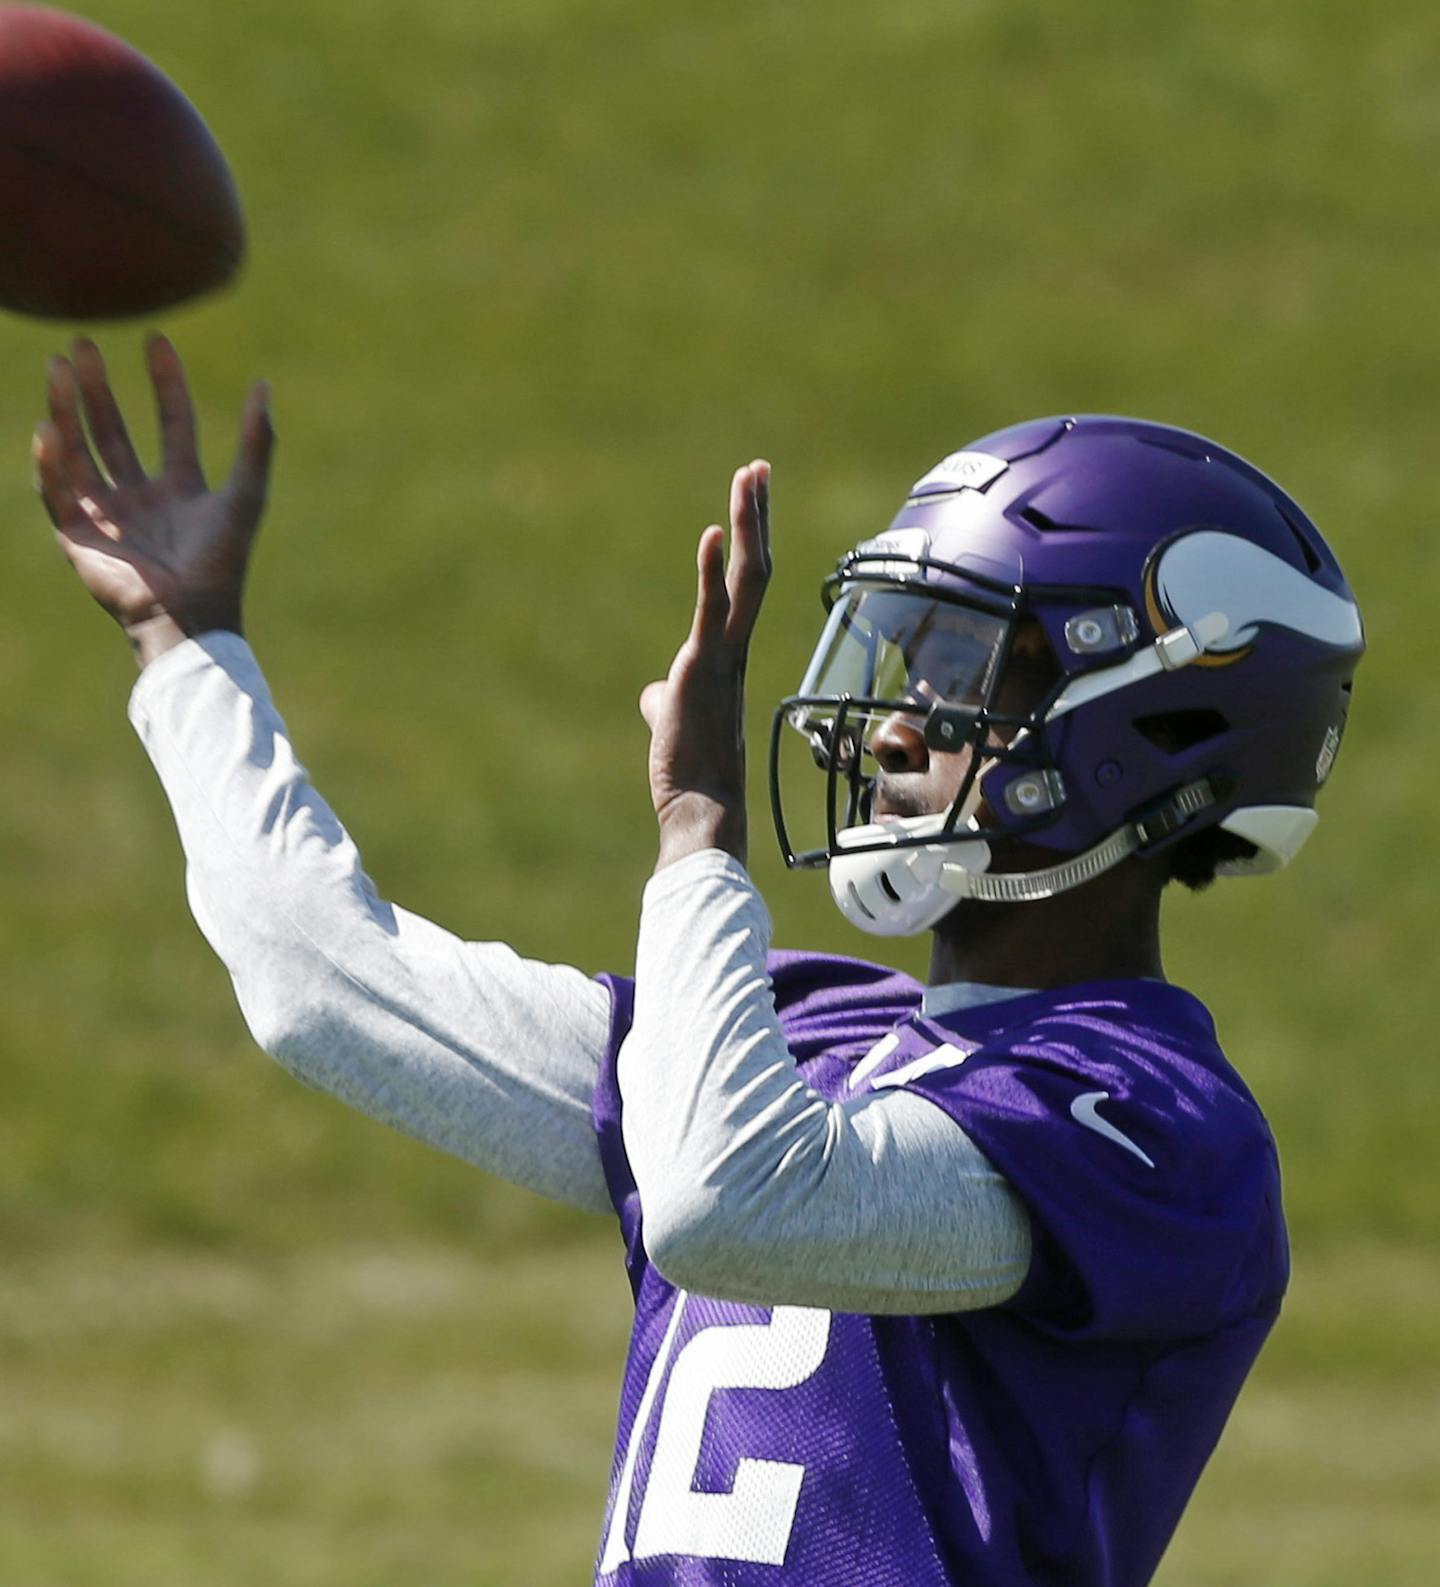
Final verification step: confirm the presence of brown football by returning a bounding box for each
[0,5,244,320]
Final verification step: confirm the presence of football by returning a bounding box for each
[0,5,244,319]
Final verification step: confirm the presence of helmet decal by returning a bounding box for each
[1315,722,1343,785]
[909,449,1009,497]
[1146,530,1364,658]
[850,526,932,575]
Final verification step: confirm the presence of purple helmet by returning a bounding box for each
[769,416,1365,935]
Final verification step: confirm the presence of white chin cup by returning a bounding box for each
[828,813,992,937]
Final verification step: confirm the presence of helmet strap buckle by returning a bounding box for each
[1131,779,1219,852]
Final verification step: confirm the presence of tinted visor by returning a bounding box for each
[789,584,1009,759]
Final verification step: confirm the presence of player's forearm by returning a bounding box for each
[128,632,409,1033]
[621,852,1031,1312]
[128,631,614,1213]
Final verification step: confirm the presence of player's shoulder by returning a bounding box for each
[767,945,923,1004]
[766,947,923,1065]
[924,978,1274,1163]
[932,982,1288,1332]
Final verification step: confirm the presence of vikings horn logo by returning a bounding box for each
[1144,530,1364,664]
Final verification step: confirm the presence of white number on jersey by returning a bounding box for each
[599,1293,832,1573]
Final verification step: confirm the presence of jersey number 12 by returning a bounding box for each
[598,1292,832,1573]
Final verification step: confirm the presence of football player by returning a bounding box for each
[35,336,1364,1587]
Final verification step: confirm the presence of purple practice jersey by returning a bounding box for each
[590,952,1288,1587]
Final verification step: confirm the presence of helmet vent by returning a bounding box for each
[1020,505,1102,534]
[846,882,875,921]
[1277,505,1323,574]
[1133,709,1230,754]
[1020,506,1061,532]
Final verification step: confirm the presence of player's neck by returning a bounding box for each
[927,864,1166,991]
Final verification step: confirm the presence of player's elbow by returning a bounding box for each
[642,1192,749,1295]
[218,908,384,1080]
[232,972,341,1084]
[642,1179,829,1301]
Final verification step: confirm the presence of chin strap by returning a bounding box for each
[941,779,1218,904]
[829,778,1218,934]
[941,823,1141,904]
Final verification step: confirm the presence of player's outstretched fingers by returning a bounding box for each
[45,355,105,499]
[725,459,772,635]
[32,421,77,530]
[691,523,730,645]
[33,421,113,558]
[749,456,771,556]
[71,339,144,486]
[146,333,205,492]
[730,458,771,545]
[223,379,275,521]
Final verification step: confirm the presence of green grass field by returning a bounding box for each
[2,0,1437,1580]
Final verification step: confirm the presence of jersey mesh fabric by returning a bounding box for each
[591,954,1288,1587]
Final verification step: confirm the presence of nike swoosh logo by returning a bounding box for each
[1069,1091,1156,1169]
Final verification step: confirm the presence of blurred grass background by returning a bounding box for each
[1,0,1436,1580]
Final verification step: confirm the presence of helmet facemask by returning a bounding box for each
[770,554,1074,933]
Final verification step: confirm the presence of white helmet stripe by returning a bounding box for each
[1154,531,1364,651]
[1048,612,1229,721]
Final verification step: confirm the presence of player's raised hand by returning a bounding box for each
[33,334,274,668]
[640,458,772,870]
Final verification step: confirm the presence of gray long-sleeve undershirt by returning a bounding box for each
[128,633,1031,1313]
